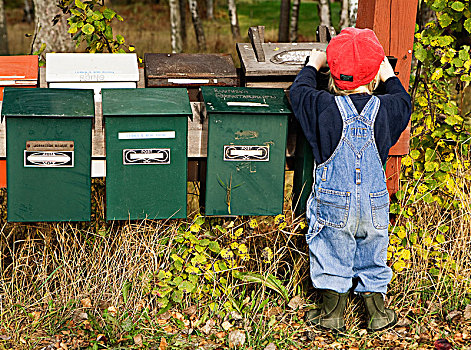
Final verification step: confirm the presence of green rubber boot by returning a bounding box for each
[361,293,397,331]
[306,290,348,331]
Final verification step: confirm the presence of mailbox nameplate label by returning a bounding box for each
[223,145,269,162]
[26,140,74,151]
[123,148,170,165]
[24,151,74,167]
[118,131,175,140]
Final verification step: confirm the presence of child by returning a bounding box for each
[289,27,411,332]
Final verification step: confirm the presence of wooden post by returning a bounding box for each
[356,0,418,196]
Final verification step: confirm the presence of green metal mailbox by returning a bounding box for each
[201,86,290,216]
[2,88,94,222]
[102,88,191,220]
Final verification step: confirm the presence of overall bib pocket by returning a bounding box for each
[316,188,351,228]
[370,189,390,229]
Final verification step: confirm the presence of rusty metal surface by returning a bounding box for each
[145,53,237,85]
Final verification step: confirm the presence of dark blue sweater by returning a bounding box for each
[289,66,412,165]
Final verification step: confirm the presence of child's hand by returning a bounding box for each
[379,57,396,82]
[307,49,327,70]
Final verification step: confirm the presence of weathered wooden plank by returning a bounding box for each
[316,25,336,43]
[237,42,327,77]
[246,81,294,89]
[40,66,47,88]
[248,26,266,62]
[188,102,208,158]
[92,101,105,157]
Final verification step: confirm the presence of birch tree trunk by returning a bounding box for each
[227,0,240,40]
[278,0,290,42]
[348,0,358,27]
[0,0,8,55]
[206,0,214,20]
[317,0,331,27]
[289,0,300,42]
[170,0,183,53]
[32,0,74,53]
[339,0,349,29]
[179,0,187,45]
[23,0,33,24]
[188,0,206,51]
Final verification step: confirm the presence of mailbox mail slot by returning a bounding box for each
[201,86,290,216]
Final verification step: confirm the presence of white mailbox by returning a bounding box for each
[46,53,140,177]
[46,53,139,102]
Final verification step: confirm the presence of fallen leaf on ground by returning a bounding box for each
[134,334,143,346]
[183,305,197,316]
[397,317,412,326]
[158,337,167,350]
[216,331,227,339]
[230,311,243,320]
[464,305,471,320]
[158,311,172,320]
[222,321,233,331]
[81,298,92,308]
[228,330,246,348]
[201,319,216,335]
[446,310,462,322]
[265,306,282,317]
[264,342,277,350]
[288,295,304,310]
[107,306,117,316]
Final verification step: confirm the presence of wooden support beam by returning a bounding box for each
[356,0,418,195]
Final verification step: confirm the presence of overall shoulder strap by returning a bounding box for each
[335,95,358,123]
[359,95,381,124]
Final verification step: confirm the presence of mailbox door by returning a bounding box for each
[205,112,288,216]
[7,118,92,222]
[105,116,187,220]
[3,88,94,222]
[102,88,191,221]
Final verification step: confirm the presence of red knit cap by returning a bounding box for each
[326,27,385,90]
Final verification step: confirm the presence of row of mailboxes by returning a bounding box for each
[2,86,290,222]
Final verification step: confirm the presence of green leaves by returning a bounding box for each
[59,0,133,53]
[103,8,116,20]
[75,0,86,10]
[438,13,454,28]
[465,18,471,33]
[82,23,95,35]
[233,271,289,302]
[413,43,428,62]
[450,1,465,12]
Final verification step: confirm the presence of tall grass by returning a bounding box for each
[0,160,469,346]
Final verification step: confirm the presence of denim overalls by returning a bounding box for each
[306,95,392,294]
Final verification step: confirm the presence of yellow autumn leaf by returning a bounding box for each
[417,96,428,107]
[190,223,201,233]
[401,249,411,260]
[431,68,443,80]
[393,260,406,272]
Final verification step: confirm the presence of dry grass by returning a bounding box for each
[0,161,469,347]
